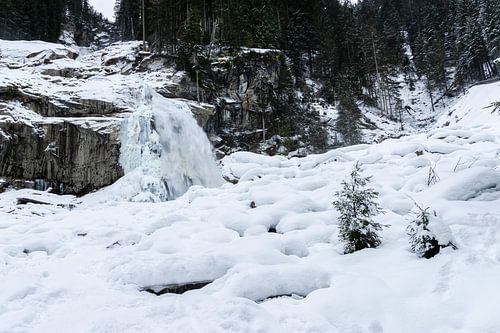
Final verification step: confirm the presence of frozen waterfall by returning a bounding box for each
[117,86,222,202]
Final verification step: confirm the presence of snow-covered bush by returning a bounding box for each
[333,163,385,254]
[407,203,456,259]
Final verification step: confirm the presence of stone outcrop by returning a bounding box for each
[181,49,284,131]
[0,102,123,195]
[0,40,308,195]
[0,86,215,195]
[0,85,125,118]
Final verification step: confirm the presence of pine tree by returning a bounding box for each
[453,0,494,86]
[333,163,385,254]
[412,0,449,104]
[407,203,456,259]
[487,101,500,114]
[335,91,362,146]
[481,0,500,60]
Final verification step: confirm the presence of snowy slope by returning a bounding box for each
[1,108,500,332]
[435,81,500,128]
[0,40,182,112]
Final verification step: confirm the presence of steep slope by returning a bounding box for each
[435,80,500,128]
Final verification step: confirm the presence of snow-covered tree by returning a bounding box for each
[335,92,362,146]
[407,203,456,259]
[333,163,384,254]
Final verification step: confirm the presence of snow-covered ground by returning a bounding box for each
[1,76,500,331]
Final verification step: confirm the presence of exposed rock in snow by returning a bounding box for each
[0,40,218,195]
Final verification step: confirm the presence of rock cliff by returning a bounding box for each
[0,40,317,194]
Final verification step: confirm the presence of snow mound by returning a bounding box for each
[430,167,500,201]
[206,263,331,301]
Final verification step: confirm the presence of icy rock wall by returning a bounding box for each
[119,86,222,202]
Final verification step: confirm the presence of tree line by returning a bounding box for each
[0,0,109,45]
[115,0,500,113]
[1,0,498,119]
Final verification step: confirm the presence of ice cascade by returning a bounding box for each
[118,86,222,202]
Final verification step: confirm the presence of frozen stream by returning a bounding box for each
[118,86,222,202]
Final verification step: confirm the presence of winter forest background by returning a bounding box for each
[1,1,500,332]
[1,0,499,123]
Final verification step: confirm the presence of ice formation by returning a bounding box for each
[118,86,222,201]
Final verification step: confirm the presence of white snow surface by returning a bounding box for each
[435,81,500,128]
[1,41,500,332]
[2,114,500,332]
[0,39,182,113]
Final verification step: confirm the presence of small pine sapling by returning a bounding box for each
[333,163,385,254]
[407,202,456,259]
[486,101,500,114]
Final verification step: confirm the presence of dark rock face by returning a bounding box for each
[0,86,125,117]
[172,49,291,153]
[0,42,316,195]
[194,50,284,131]
[0,90,215,195]
[0,111,123,195]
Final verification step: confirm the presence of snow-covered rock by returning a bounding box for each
[0,40,216,195]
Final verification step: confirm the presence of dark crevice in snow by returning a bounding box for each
[256,293,305,303]
[142,281,212,296]
[17,198,51,205]
[268,226,278,233]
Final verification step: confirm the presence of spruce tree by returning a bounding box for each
[333,163,384,254]
[335,91,362,146]
[407,203,456,259]
[482,0,500,60]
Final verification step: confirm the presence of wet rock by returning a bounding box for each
[17,197,51,205]
[143,281,212,296]
[0,115,123,195]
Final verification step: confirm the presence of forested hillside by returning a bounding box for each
[114,0,500,109]
[2,0,499,148]
[0,0,112,45]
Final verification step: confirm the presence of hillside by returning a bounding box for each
[1,79,499,332]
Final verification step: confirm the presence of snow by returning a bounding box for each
[0,39,182,116]
[0,40,78,63]
[2,106,500,332]
[435,81,500,128]
[1,41,500,332]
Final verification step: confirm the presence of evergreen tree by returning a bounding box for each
[481,0,500,60]
[412,0,449,106]
[0,0,108,44]
[335,90,362,146]
[333,163,385,254]
[453,0,494,86]
[407,203,456,259]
